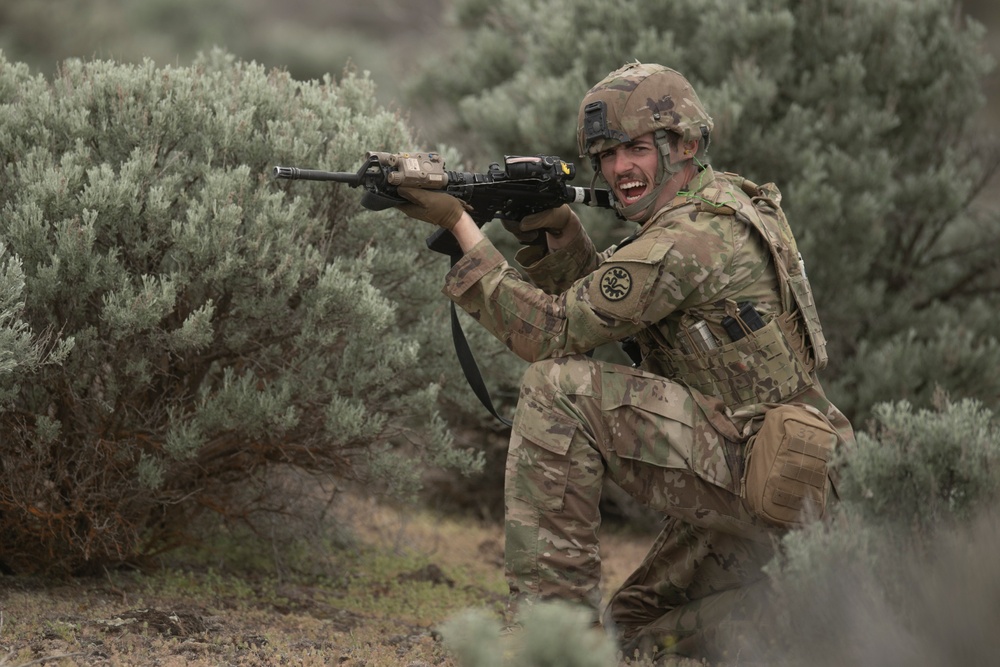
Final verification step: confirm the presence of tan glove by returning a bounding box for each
[396,187,468,230]
[500,204,578,245]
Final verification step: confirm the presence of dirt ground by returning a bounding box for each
[0,491,656,667]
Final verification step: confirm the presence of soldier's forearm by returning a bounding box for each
[451,213,485,254]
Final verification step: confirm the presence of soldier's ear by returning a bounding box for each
[667,138,699,165]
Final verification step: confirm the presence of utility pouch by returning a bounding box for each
[742,404,838,528]
[662,313,814,409]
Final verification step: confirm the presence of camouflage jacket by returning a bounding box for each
[443,167,853,441]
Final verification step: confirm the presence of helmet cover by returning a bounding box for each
[577,62,713,159]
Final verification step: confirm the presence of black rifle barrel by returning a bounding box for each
[272,166,362,186]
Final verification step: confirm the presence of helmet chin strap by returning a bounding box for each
[614,129,684,222]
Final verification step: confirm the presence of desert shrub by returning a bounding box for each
[440,601,619,667]
[0,50,481,575]
[841,396,1000,532]
[759,509,1000,667]
[757,398,1000,666]
[0,0,444,105]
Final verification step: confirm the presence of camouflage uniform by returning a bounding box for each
[443,63,854,660]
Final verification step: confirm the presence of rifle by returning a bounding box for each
[272,151,614,256]
[272,150,615,427]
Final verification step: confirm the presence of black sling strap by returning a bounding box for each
[448,253,513,428]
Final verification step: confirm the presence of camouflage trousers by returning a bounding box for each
[504,355,779,658]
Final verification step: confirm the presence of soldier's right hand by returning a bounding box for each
[500,205,579,245]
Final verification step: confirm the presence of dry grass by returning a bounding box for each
[0,489,656,667]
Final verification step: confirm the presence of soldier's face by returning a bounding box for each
[597,134,663,220]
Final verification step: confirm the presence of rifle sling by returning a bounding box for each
[449,254,513,428]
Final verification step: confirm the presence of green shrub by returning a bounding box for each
[440,601,619,667]
[0,50,480,574]
[842,396,1000,531]
[0,0,434,104]
[759,507,1000,667]
[0,243,56,397]
[758,398,1000,665]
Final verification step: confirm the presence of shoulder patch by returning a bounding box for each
[586,236,675,324]
[599,266,632,301]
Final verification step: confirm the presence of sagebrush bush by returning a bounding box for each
[757,398,1000,666]
[842,396,1000,531]
[0,49,481,574]
[440,600,619,667]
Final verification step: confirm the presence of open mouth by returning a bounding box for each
[618,179,647,204]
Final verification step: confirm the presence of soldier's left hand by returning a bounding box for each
[396,187,469,230]
[501,204,578,245]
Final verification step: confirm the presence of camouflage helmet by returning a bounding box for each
[577,62,713,161]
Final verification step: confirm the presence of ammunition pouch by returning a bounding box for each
[657,312,814,410]
[787,270,828,371]
[741,403,838,528]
